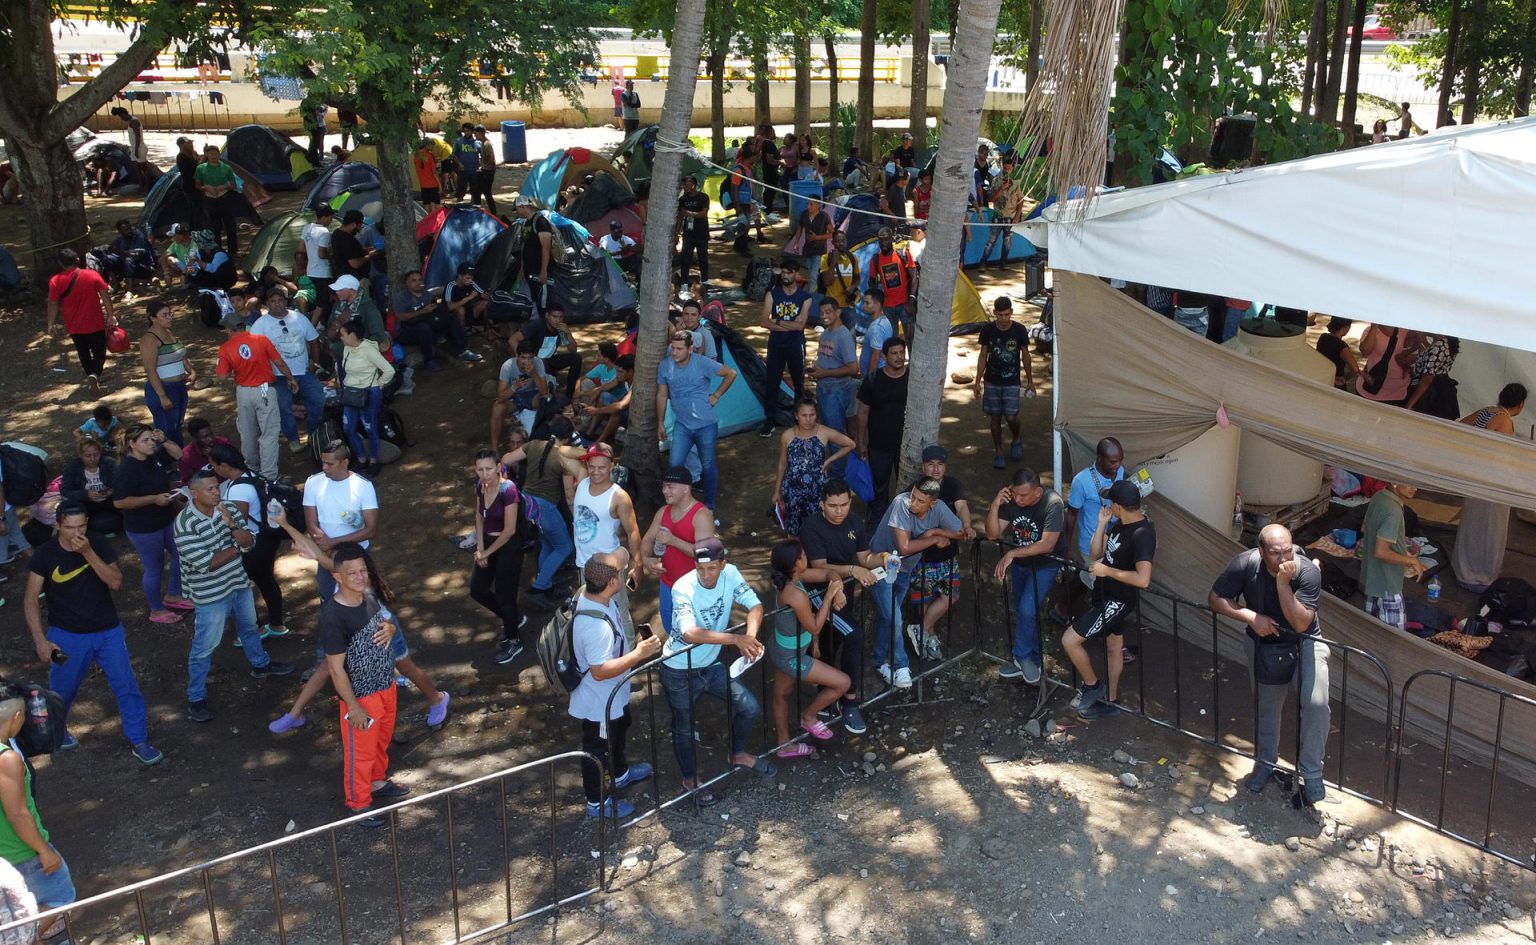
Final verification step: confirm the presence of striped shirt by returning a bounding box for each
[174,501,253,604]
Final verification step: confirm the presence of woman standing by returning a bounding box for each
[208,443,289,640]
[112,424,191,623]
[1453,384,1528,592]
[771,397,854,534]
[140,301,196,445]
[767,539,851,760]
[1404,333,1460,419]
[338,319,394,476]
[471,448,528,666]
[1356,323,1419,406]
[60,438,122,534]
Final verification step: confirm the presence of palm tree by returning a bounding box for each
[910,0,933,149]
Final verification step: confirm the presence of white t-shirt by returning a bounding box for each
[573,479,622,567]
[599,233,636,256]
[662,565,761,670]
[303,471,379,547]
[567,593,630,722]
[251,312,319,374]
[302,222,333,280]
[220,478,264,527]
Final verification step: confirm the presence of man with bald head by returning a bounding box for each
[1208,524,1331,807]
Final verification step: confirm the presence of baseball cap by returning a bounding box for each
[331,274,361,293]
[168,223,187,236]
[1107,479,1142,509]
[513,194,537,209]
[580,443,614,463]
[902,132,913,140]
[456,262,475,275]
[609,220,623,230]
[341,209,365,225]
[661,465,694,485]
[314,204,335,218]
[693,537,727,563]
[473,124,487,132]
[877,226,894,239]
[921,445,948,463]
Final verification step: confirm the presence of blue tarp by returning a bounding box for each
[521,152,570,209]
[960,208,1037,267]
[422,206,506,290]
[305,162,381,211]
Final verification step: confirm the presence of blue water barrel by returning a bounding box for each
[501,121,527,165]
[787,177,823,230]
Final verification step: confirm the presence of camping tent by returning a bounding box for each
[611,125,728,205]
[305,162,380,211]
[418,205,506,290]
[564,172,644,247]
[225,125,314,189]
[847,237,988,334]
[246,209,316,277]
[833,193,886,248]
[960,208,1036,268]
[617,321,792,437]
[522,148,629,208]
[138,166,271,236]
[473,210,636,322]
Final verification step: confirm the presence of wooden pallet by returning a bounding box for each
[1239,485,1332,539]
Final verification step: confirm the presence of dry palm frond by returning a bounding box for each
[1225,0,1289,44]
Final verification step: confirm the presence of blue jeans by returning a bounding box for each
[530,496,573,592]
[144,379,189,445]
[15,847,75,908]
[817,382,854,478]
[670,421,719,509]
[47,623,149,746]
[658,661,762,780]
[187,587,271,703]
[870,571,914,670]
[1009,561,1060,666]
[343,386,384,461]
[659,582,675,637]
[125,524,181,610]
[276,371,327,442]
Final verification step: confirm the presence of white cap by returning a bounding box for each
[331,275,361,292]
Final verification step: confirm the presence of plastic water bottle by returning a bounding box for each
[653,538,667,558]
[1427,576,1441,601]
[1231,491,1244,542]
[25,689,47,733]
[884,553,901,583]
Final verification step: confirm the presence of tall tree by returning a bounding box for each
[1321,0,1350,122]
[825,34,842,167]
[752,36,773,130]
[1026,0,1043,87]
[1340,0,1369,140]
[1438,0,1465,124]
[897,0,1002,486]
[625,0,710,484]
[857,0,877,157]
[1516,0,1536,114]
[1460,0,1490,121]
[794,28,813,135]
[910,0,933,148]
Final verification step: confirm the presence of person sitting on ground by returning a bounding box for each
[77,403,122,457]
[393,269,481,371]
[577,341,621,404]
[576,354,634,444]
[443,263,489,330]
[491,341,552,446]
[160,224,197,283]
[767,538,852,760]
[599,221,640,279]
[103,219,156,289]
[510,302,583,398]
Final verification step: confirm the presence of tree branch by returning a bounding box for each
[48,24,172,135]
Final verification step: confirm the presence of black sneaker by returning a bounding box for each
[495,639,525,665]
[842,705,868,735]
[186,701,214,723]
[757,423,774,438]
[1077,701,1123,720]
[1070,680,1107,710]
[251,660,296,680]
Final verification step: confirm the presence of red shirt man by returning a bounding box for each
[45,249,116,383]
[216,331,285,388]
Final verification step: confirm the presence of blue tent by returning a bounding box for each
[472,210,636,322]
[661,321,793,441]
[304,162,381,211]
[420,205,507,290]
[960,208,1037,268]
[833,193,885,248]
[0,246,18,289]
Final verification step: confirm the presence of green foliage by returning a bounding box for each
[1383,0,1532,117]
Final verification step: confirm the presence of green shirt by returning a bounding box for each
[0,743,47,865]
[1360,489,1408,598]
[195,161,238,190]
[173,501,253,604]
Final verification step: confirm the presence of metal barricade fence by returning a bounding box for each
[0,752,608,945]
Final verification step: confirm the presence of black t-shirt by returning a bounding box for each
[1096,518,1157,604]
[330,229,367,278]
[884,183,907,220]
[177,152,200,193]
[799,211,832,257]
[978,322,1031,385]
[1210,546,1322,637]
[858,368,909,453]
[113,454,178,533]
[29,535,119,633]
[895,145,917,168]
[1317,333,1350,378]
[522,214,555,280]
[800,511,870,596]
[520,316,570,359]
[905,475,967,562]
[679,191,710,237]
[318,593,396,698]
[997,490,1064,559]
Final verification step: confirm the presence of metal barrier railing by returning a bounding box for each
[0,751,608,944]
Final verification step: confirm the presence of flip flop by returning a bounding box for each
[735,757,778,778]
[800,719,835,741]
[148,610,182,624]
[162,598,195,611]
[777,743,817,759]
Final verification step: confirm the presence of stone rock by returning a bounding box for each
[1285,836,1302,852]
[1503,904,1523,920]
[1165,885,1179,896]
[1347,891,1364,904]
[863,762,877,776]
[713,880,725,897]
[1044,719,1059,734]
[1023,719,1042,738]
[621,856,639,869]
[1119,772,1140,789]
[1112,749,1133,764]
[1190,806,1206,815]
[981,838,1011,861]
[863,751,878,763]
[734,851,752,867]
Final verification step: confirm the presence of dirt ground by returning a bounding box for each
[1,127,1530,945]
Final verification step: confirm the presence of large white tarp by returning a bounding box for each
[1019,118,1536,353]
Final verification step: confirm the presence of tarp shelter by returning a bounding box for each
[848,237,988,334]
[305,162,380,212]
[245,209,315,277]
[833,193,885,248]
[138,165,271,237]
[224,124,314,189]
[472,210,636,323]
[612,124,729,218]
[522,148,626,208]
[418,205,506,290]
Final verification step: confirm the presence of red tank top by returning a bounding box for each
[660,500,704,587]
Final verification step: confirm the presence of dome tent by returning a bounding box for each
[138,165,271,237]
[472,210,635,323]
[417,205,506,290]
[225,124,314,190]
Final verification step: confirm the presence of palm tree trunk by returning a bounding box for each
[1026,0,1043,88]
[1437,0,1463,126]
[857,0,877,158]
[1340,0,1369,142]
[753,37,772,130]
[910,0,933,149]
[898,0,1004,487]
[626,0,709,488]
[794,29,812,136]
[1516,0,1536,116]
[825,34,842,168]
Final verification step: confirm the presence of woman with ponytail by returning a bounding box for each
[766,538,850,759]
[503,415,586,604]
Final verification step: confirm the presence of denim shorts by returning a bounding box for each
[15,847,76,908]
[389,627,409,661]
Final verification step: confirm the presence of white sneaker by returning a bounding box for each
[876,663,893,685]
[893,668,913,689]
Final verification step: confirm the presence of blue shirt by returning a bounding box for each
[1067,464,1126,555]
[860,315,893,376]
[456,135,480,174]
[658,353,723,431]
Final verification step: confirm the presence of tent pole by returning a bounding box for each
[1051,284,1062,490]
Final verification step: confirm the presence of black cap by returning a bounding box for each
[314,205,335,218]
[1107,479,1141,509]
[661,466,693,485]
[456,262,474,275]
[609,220,623,230]
[341,209,365,225]
[693,537,727,563]
[921,445,948,463]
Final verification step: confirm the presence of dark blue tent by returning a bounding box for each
[304,162,381,211]
[833,193,886,248]
[420,205,506,290]
[473,211,636,322]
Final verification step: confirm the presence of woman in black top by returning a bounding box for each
[112,424,191,623]
[60,437,122,534]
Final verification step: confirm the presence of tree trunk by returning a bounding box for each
[1321,0,1349,124]
[1460,0,1488,123]
[825,34,841,169]
[1300,1,1320,117]
[1437,0,1463,126]
[898,0,1003,487]
[1516,0,1536,116]
[910,0,932,149]
[1308,0,1330,118]
[857,0,877,158]
[793,29,812,136]
[1025,0,1043,88]
[373,134,425,302]
[753,38,772,131]
[1340,0,1369,142]
[626,0,710,489]
[710,47,729,161]
[9,141,90,278]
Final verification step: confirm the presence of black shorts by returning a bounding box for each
[419,186,441,204]
[1072,598,1131,640]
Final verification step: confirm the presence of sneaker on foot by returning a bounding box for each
[186,701,214,723]
[993,453,1007,469]
[269,713,306,734]
[1008,441,1025,461]
[842,705,867,735]
[132,743,165,766]
[757,424,774,438]
[1244,765,1277,794]
[251,660,295,680]
[1070,680,1107,710]
[586,797,636,819]
[1018,657,1041,685]
[59,733,80,751]
[1078,700,1123,720]
[892,667,913,689]
[495,639,525,665]
[904,623,925,659]
[876,663,893,686]
[288,439,307,454]
[457,349,483,362]
[372,780,410,799]
[1300,779,1326,806]
[396,376,417,396]
[998,659,1025,680]
[612,762,653,789]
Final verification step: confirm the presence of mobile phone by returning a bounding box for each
[50,649,68,665]
[636,623,653,640]
[343,712,375,729]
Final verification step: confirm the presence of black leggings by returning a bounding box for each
[819,613,864,704]
[70,331,107,378]
[678,235,710,285]
[469,539,523,641]
[580,708,632,804]
[241,529,285,628]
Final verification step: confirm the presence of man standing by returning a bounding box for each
[303,442,381,601]
[23,502,162,765]
[454,123,480,199]
[676,174,712,287]
[620,80,642,135]
[510,302,583,398]
[572,443,642,583]
[330,210,374,286]
[301,205,335,315]
[759,260,812,437]
[195,145,241,255]
[251,288,327,455]
[1059,437,1124,621]
[174,136,204,229]
[880,167,909,228]
[640,466,716,639]
[870,478,966,690]
[111,107,150,185]
[175,470,294,723]
[660,538,773,802]
[1360,481,1424,631]
[857,287,892,376]
[469,125,498,215]
[321,544,409,825]
[44,249,115,389]
[856,337,910,518]
[867,227,916,340]
[216,322,299,480]
[728,145,757,256]
[808,298,859,442]
[1062,480,1155,720]
[513,196,554,316]
[980,155,1024,265]
[987,468,1063,686]
[800,479,883,734]
[1209,524,1331,805]
[325,274,390,361]
[569,552,659,818]
[393,269,480,371]
[973,295,1033,469]
[0,683,74,942]
[657,331,736,510]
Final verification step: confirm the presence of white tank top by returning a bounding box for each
[573,479,622,566]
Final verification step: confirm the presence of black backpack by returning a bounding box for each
[743,256,775,301]
[380,407,412,448]
[1480,577,1536,626]
[238,472,303,536]
[0,444,48,507]
[13,680,67,756]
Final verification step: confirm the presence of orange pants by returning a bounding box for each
[340,686,398,810]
